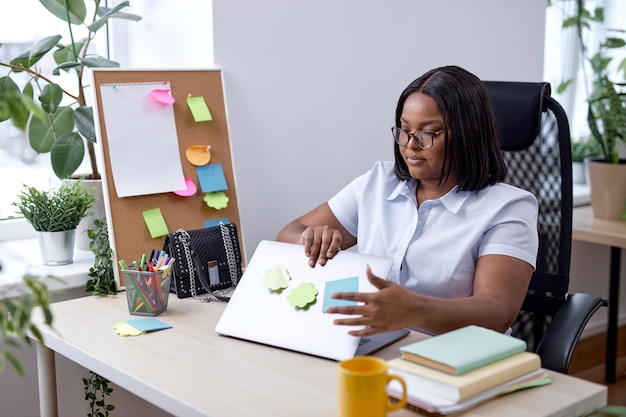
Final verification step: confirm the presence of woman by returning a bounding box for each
[276,65,538,337]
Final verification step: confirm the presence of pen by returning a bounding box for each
[140,253,147,271]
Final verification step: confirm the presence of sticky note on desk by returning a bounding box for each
[126,318,172,332]
[323,276,358,312]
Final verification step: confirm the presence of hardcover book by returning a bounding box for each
[399,325,527,375]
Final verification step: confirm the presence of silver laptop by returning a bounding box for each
[215,240,404,360]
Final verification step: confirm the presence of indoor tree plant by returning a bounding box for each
[13,179,96,265]
[560,1,626,218]
[0,0,141,248]
[0,0,141,180]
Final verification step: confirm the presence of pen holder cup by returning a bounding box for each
[121,269,171,316]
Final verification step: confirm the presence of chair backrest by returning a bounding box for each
[483,81,574,351]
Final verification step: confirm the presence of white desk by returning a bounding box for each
[33,295,607,417]
[572,205,626,383]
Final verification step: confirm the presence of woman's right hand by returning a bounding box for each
[299,225,343,267]
[276,202,356,267]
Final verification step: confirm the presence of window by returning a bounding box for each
[543,0,626,142]
[0,0,213,239]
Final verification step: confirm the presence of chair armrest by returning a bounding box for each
[536,293,607,374]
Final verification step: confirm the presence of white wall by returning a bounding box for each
[213,0,547,259]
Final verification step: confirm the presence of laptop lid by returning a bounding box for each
[215,240,395,361]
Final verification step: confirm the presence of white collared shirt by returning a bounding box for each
[328,161,538,298]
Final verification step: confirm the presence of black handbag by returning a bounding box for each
[163,223,242,302]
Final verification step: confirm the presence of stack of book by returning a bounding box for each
[386,325,550,415]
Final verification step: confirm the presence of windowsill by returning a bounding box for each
[0,237,93,299]
[573,183,590,207]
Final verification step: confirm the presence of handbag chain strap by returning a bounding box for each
[177,224,239,303]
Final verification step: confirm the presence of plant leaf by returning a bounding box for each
[51,132,85,178]
[28,106,75,153]
[9,35,62,70]
[53,40,85,68]
[39,83,64,114]
[38,0,87,25]
[80,55,120,68]
[74,106,96,142]
[89,1,141,32]
[0,76,21,122]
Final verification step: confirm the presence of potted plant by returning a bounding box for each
[0,0,141,248]
[13,179,96,265]
[571,136,601,184]
[559,1,626,219]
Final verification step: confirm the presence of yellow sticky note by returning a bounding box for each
[187,95,213,122]
[113,322,145,337]
[142,207,169,238]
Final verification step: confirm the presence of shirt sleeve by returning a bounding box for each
[327,171,370,237]
[478,191,539,269]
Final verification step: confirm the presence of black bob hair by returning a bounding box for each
[393,65,507,191]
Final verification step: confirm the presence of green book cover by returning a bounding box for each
[399,325,527,375]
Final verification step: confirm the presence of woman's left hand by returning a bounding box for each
[326,265,417,337]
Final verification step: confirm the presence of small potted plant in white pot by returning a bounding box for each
[572,136,601,185]
[13,180,96,265]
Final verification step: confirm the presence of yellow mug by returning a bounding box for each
[338,356,407,417]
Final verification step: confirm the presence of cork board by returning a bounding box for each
[90,69,242,288]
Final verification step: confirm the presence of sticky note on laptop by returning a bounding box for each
[322,276,358,312]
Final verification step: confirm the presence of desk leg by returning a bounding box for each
[36,343,58,417]
[605,246,621,384]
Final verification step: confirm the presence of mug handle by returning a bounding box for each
[386,374,407,412]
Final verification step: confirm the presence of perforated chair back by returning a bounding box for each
[483,81,573,351]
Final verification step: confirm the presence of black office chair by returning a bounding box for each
[483,81,607,374]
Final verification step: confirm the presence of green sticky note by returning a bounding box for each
[287,282,318,309]
[142,207,169,238]
[203,191,229,210]
[187,95,213,122]
[262,267,291,292]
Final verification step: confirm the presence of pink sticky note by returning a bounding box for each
[150,89,175,104]
[173,177,197,197]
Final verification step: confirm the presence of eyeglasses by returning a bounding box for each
[391,127,446,150]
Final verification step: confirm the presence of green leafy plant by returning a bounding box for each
[86,218,116,295]
[0,0,141,179]
[13,179,96,232]
[558,0,626,163]
[83,371,115,417]
[572,136,602,163]
[0,275,54,376]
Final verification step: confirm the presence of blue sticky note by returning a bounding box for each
[204,218,229,228]
[323,276,359,313]
[197,164,228,192]
[125,318,172,332]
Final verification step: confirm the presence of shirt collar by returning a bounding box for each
[388,179,470,213]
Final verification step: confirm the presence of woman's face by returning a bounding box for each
[399,92,455,185]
